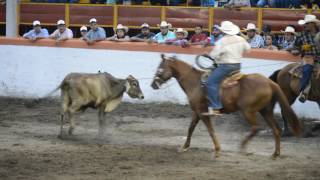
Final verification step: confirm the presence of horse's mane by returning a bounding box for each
[170,56,205,75]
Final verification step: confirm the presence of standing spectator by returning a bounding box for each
[224,0,251,9]
[152,21,176,44]
[23,20,49,41]
[79,26,88,40]
[210,25,223,46]
[165,28,189,48]
[84,18,106,45]
[278,26,296,50]
[106,24,130,42]
[130,23,156,42]
[49,20,73,42]
[245,23,264,48]
[263,34,278,50]
[189,25,208,45]
[292,14,320,102]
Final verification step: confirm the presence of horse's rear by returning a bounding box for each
[221,73,301,158]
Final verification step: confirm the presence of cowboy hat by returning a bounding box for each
[140,23,150,29]
[89,18,97,23]
[175,28,188,38]
[244,23,257,31]
[80,26,87,32]
[115,24,129,33]
[218,21,240,35]
[158,21,172,28]
[32,20,41,26]
[57,20,65,25]
[281,26,296,35]
[298,14,320,25]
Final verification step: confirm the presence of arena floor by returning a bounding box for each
[0,97,320,180]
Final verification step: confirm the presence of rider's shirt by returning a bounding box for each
[209,35,251,64]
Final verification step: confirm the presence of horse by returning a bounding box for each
[151,54,301,159]
[269,63,320,136]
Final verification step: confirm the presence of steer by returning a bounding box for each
[56,72,144,138]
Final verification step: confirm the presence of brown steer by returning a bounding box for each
[53,72,144,138]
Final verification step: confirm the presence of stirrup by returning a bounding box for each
[202,109,222,116]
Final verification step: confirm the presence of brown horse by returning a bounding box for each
[269,63,320,136]
[151,54,301,158]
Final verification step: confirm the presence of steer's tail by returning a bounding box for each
[24,84,61,108]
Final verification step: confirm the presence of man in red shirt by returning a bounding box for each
[190,25,208,45]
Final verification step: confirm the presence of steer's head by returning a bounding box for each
[151,54,174,90]
[126,75,144,99]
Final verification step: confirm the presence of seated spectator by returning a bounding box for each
[79,26,88,40]
[130,23,156,42]
[201,0,215,7]
[49,20,73,42]
[217,0,231,7]
[165,28,189,48]
[263,34,278,50]
[189,25,208,45]
[23,20,49,41]
[209,25,223,46]
[224,0,251,9]
[245,23,264,48]
[106,0,116,4]
[278,26,296,50]
[300,0,320,9]
[84,18,106,45]
[152,21,176,44]
[106,24,130,42]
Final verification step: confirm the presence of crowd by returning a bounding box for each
[22,15,318,53]
[28,0,320,8]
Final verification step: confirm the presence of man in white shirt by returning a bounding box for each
[202,21,251,116]
[49,20,73,42]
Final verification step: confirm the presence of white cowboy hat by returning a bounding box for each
[115,24,129,33]
[244,23,257,31]
[159,21,172,28]
[281,26,296,35]
[32,20,41,26]
[89,18,97,23]
[141,23,150,28]
[80,26,87,31]
[298,14,320,25]
[218,21,240,35]
[175,28,188,38]
[57,20,65,25]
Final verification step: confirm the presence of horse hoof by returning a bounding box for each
[178,146,189,153]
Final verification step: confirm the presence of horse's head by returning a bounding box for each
[151,54,176,89]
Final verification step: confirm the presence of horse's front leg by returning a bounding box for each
[179,112,200,152]
[202,116,221,158]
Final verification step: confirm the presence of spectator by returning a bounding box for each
[152,21,176,44]
[84,18,106,45]
[106,0,116,4]
[79,26,88,40]
[217,0,231,7]
[130,23,156,42]
[245,23,264,48]
[300,0,320,9]
[47,0,79,2]
[201,0,215,7]
[23,20,49,41]
[165,28,189,48]
[224,0,251,9]
[106,24,130,42]
[292,14,320,102]
[278,26,296,50]
[209,24,223,46]
[90,0,105,3]
[189,25,208,45]
[263,34,278,50]
[49,20,73,42]
[256,0,276,7]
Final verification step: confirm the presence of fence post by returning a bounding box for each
[161,6,166,22]
[113,5,118,28]
[257,8,263,32]
[65,4,70,27]
[209,7,214,34]
[6,0,19,37]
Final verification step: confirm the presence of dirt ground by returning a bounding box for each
[0,97,320,180]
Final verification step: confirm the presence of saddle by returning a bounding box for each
[288,64,303,79]
[201,70,246,88]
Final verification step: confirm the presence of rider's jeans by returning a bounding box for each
[301,64,313,92]
[206,63,240,110]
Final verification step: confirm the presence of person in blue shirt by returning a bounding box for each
[22,20,49,42]
[84,18,107,45]
[152,21,176,44]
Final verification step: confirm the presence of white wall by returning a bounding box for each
[0,45,318,118]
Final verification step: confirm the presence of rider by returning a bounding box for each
[202,21,251,116]
[292,14,320,102]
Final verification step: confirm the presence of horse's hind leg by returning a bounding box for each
[260,107,281,159]
[180,112,200,152]
[241,111,260,154]
[202,116,220,158]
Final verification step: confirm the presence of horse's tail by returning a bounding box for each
[270,81,301,137]
[269,69,280,83]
